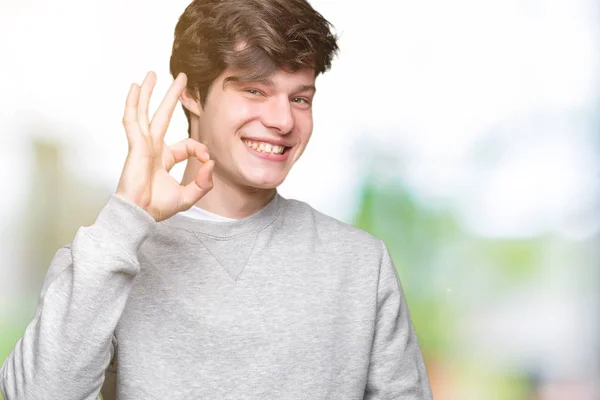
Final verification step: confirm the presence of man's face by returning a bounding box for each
[190,67,316,190]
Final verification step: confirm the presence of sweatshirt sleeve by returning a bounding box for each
[363,241,434,400]
[0,193,156,400]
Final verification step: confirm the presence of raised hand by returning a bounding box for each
[115,71,214,222]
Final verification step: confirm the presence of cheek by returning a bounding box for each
[222,98,260,130]
[295,111,314,141]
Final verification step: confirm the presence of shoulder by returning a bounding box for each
[280,196,385,259]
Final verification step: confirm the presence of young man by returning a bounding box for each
[0,0,433,399]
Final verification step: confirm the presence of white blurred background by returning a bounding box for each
[1,0,599,398]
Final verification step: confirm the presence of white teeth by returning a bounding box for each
[243,139,286,155]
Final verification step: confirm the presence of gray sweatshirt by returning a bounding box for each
[0,192,433,399]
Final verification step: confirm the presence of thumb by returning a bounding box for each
[180,160,215,207]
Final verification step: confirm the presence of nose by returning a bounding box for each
[261,95,294,135]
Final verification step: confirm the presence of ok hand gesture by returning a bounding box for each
[115,72,214,222]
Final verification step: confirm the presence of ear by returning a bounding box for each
[180,88,203,117]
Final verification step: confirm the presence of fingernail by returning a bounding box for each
[203,152,210,160]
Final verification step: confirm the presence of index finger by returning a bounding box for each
[164,138,210,172]
[149,72,188,139]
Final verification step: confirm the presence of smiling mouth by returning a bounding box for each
[242,138,292,155]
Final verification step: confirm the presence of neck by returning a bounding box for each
[180,158,276,220]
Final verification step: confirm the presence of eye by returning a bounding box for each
[245,88,263,96]
[292,97,311,105]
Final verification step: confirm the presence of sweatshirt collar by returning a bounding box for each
[160,191,283,238]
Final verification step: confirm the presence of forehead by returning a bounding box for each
[220,66,316,88]
[217,39,318,89]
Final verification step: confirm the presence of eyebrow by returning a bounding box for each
[224,75,316,94]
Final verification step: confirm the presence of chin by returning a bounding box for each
[241,171,287,190]
[246,178,285,190]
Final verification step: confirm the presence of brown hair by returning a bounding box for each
[169,0,339,136]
